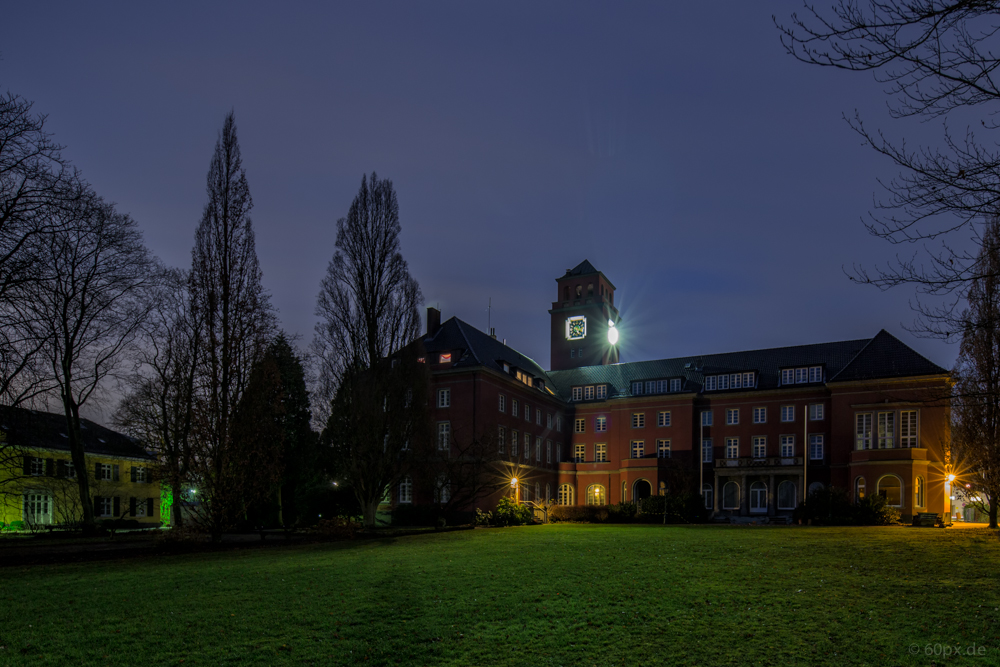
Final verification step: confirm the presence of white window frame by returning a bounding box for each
[722,482,739,510]
[399,476,413,504]
[596,385,607,400]
[631,381,643,395]
[574,443,585,463]
[512,430,519,457]
[657,439,671,459]
[702,439,713,463]
[512,399,518,418]
[809,434,824,460]
[726,408,739,425]
[701,411,713,426]
[780,406,794,423]
[752,436,766,459]
[437,422,451,451]
[498,426,506,454]
[584,385,594,400]
[856,413,872,450]
[900,410,918,448]
[670,378,681,392]
[725,437,739,459]
[780,435,795,458]
[877,411,895,449]
[753,407,766,424]
[499,394,506,413]
[571,387,582,401]
[808,403,824,421]
[546,440,552,464]
[437,388,451,408]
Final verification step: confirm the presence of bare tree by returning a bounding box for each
[9,193,159,532]
[114,269,200,528]
[424,425,511,517]
[952,216,1000,528]
[187,112,275,540]
[776,1,1000,336]
[314,173,424,526]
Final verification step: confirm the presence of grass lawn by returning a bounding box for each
[1,524,998,666]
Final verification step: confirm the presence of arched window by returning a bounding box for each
[586,484,606,506]
[878,475,902,507]
[855,476,866,501]
[750,481,768,512]
[399,476,413,504]
[808,481,824,497]
[723,481,740,510]
[915,476,925,508]
[557,484,574,506]
[702,484,714,510]
[633,479,652,501]
[778,481,797,510]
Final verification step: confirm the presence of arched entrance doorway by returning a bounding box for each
[633,479,652,501]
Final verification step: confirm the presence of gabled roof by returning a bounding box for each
[564,259,600,277]
[0,406,154,460]
[830,329,948,382]
[423,317,552,384]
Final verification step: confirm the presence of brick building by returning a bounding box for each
[411,260,951,522]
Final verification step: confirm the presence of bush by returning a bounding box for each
[492,497,534,526]
[607,502,638,523]
[549,505,609,523]
[854,494,902,526]
[314,517,359,539]
[794,487,902,526]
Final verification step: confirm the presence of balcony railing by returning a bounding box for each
[715,456,803,468]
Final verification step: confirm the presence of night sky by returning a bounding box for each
[1,3,964,400]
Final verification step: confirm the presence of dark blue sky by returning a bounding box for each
[1,2,962,376]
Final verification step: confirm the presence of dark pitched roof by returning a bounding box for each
[564,259,600,277]
[0,406,153,460]
[423,317,553,386]
[547,331,947,399]
[830,329,948,382]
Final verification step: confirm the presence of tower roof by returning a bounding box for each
[558,260,615,289]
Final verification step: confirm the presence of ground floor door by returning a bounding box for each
[633,480,652,501]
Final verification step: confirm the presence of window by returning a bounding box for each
[703,484,714,510]
[556,416,562,432]
[439,353,452,364]
[809,435,824,460]
[726,408,739,425]
[725,437,739,459]
[596,385,607,400]
[437,388,450,408]
[750,481,767,513]
[546,440,552,463]
[877,475,902,507]
[856,413,872,450]
[900,410,918,447]
[631,381,643,395]
[718,374,729,390]
[63,461,76,479]
[778,481,796,510]
[96,463,114,481]
[702,439,713,462]
[434,422,449,451]
[524,433,530,457]
[435,476,451,504]
[584,385,594,400]
[535,437,542,461]
[558,484,574,505]
[781,369,794,385]
[545,483,551,502]
[570,349,575,359]
[632,413,645,429]
[498,426,506,454]
[512,430,519,457]
[547,413,553,429]
[701,411,713,426]
[534,482,541,502]
[753,407,766,424]
[657,439,671,458]
[780,435,795,458]
[572,387,582,401]
[656,380,668,393]
[752,436,766,459]
[646,381,656,395]
[575,418,586,433]
[742,372,755,388]
[535,407,543,424]
[808,366,823,383]
[657,410,671,427]
[808,403,824,421]
[574,443,585,462]
[129,496,150,518]
[399,476,413,504]
[631,440,644,459]
[915,476,925,508]
[595,416,607,432]
[595,443,607,462]
[28,457,44,476]
[95,496,114,517]
[586,484,606,506]
[722,482,740,510]
[499,394,506,413]
[556,445,561,463]
[782,366,822,384]
[24,491,51,525]
[780,406,794,422]
[704,376,717,391]
[512,399,519,418]
[877,412,895,448]
[131,466,147,483]
[524,405,531,422]
[855,476,866,501]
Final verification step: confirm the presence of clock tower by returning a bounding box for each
[549,260,621,370]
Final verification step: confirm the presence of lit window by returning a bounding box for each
[701,411,713,427]
[670,378,681,392]
[439,353,451,364]
[657,410,671,427]
[499,394,506,413]
[855,476,866,501]
[657,439,671,458]
[753,407,766,424]
[574,443,585,462]
[596,443,608,462]
[632,413,645,428]
[702,439,713,462]
[725,437,738,459]
[557,484,574,505]
[809,434,824,460]
[399,476,413,504]
[877,475,902,507]
[631,440,644,459]
[572,387,582,401]
[498,426,506,454]
[877,412,895,449]
[726,408,739,425]
[586,484,606,506]
[808,403,824,421]
[596,385,607,400]
[777,481,796,510]
[915,476,925,507]
[752,436,766,459]
[437,388,450,408]
[855,413,872,450]
[900,410,918,447]
[780,406,794,423]
[575,418,586,433]
[722,482,739,510]
[780,435,795,457]
[437,422,451,451]
[595,416,607,432]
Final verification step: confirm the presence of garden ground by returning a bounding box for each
[0,524,998,666]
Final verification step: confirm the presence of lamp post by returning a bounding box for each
[510,477,519,503]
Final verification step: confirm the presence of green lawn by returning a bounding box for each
[1,525,998,666]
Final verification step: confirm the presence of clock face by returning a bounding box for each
[566,316,587,340]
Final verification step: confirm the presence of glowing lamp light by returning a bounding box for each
[607,319,619,345]
[947,474,956,482]
[510,478,518,488]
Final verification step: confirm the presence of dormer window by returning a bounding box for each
[780,366,823,385]
[439,353,452,363]
[704,372,755,392]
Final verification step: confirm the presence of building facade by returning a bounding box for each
[406,260,951,522]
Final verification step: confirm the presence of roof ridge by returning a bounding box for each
[452,319,483,366]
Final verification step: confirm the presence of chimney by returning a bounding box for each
[426,307,441,337]
[490,327,496,339]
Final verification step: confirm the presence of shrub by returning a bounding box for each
[314,517,359,539]
[491,497,534,526]
[794,487,902,526]
[549,505,609,523]
[854,494,902,526]
[607,501,638,523]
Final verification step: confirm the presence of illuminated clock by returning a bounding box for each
[565,315,587,340]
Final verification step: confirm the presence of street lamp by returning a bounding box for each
[510,477,519,502]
